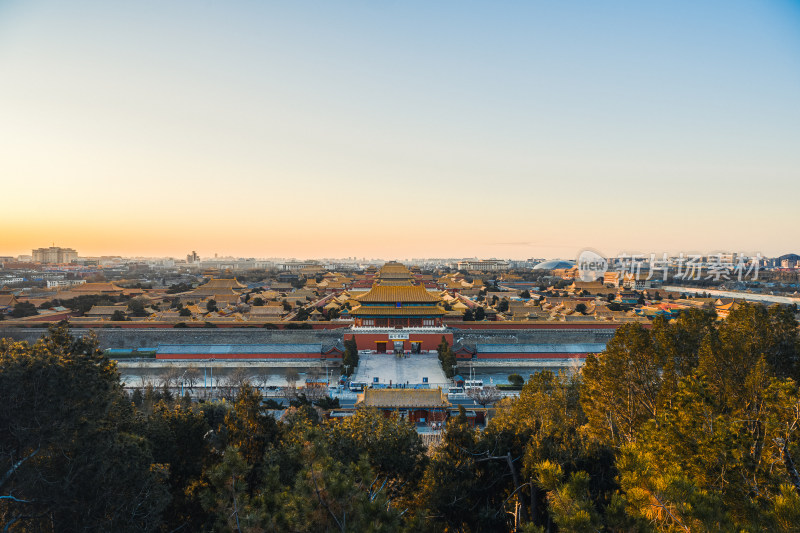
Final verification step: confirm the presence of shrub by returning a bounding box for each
[508,373,525,386]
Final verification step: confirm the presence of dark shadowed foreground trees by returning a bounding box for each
[2,304,800,531]
[0,324,169,531]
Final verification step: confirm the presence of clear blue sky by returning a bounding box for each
[1,1,798,259]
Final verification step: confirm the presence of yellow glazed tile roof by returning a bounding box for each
[355,284,441,303]
[358,388,450,408]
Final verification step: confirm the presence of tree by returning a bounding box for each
[194,447,257,531]
[581,323,662,446]
[520,290,531,299]
[327,408,425,500]
[650,308,716,403]
[166,282,193,294]
[498,299,509,313]
[343,337,358,376]
[437,336,457,378]
[143,401,211,531]
[206,299,218,313]
[225,384,278,469]
[252,297,264,306]
[185,365,201,389]
[698,303,799,410]
[285,368,300,389]
[160,366,182,390]
[575,303,587,315]
[313,395,340,410]
[283,453,402,532]
[128,296,149,317]
[534,461,602,533]
[613,371,789,531]
[0,324,170,531]
[485,370,592,530]
[110,309,128,321]
[179,307,192,317]
[474,306,486,321]
[508,373,525,387]
[10,302,37,318]
[416,406,512,531]
[463,309,474,321]
[467,386,502,408]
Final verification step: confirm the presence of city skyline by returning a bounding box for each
[3,245,794,264]
[2,1,799,259]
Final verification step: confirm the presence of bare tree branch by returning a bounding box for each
[0,447,40,489]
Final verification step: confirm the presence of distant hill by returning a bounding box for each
[777,253,800,262]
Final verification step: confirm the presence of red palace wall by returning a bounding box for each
[449,322,650,330]
[156,353,338,360]
[346,332,453,352]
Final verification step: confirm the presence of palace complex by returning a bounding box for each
[348,262,451,353]
[351,262,445,329]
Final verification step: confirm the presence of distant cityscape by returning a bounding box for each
[2,245,798,327]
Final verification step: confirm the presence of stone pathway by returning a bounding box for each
[352,352,448,387]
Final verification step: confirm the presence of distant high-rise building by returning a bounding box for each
[455,259,510,271]
[187,250,199,263]
[32,246,77,264]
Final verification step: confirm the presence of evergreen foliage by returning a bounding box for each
[2,303,799,531]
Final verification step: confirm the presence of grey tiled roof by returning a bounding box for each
[476,343,607,353]
[156,343,322,355]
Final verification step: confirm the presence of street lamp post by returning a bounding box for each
[180,370,187,398]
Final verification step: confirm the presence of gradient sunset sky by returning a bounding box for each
[1,1,799,260]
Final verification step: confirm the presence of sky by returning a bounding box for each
[1,1,799,260]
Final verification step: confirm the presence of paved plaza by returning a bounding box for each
[352,352,448,387]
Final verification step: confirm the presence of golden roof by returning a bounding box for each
[379,261,412,274]
[376,279,415,286]
[0,295,19,306]
[358,388,450,408]
[355,284,441,303]
[376,262,415,284]
[190,278,247,296]
[64,282,124,293]
[201,278,246,289]
[249,306,283,316]
[350,305,446,316]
